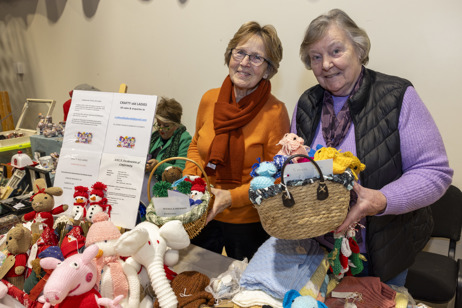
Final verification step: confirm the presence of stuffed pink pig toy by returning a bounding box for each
[40,244,123,308]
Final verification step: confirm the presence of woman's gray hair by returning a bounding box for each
[155,97,183,125]
[224,21,283,79]
[300,9,371,70]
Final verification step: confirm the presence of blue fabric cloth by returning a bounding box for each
[239,237,325,299]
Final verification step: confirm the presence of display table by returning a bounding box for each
[0,244,235,307]
[29,135,63,156]
[174,244,235,279]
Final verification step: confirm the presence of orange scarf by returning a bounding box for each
[205,75,271,184]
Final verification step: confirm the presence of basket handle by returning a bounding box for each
[280,154,329,207]
[147,157,212,201]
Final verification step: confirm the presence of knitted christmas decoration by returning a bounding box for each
[328,231,365,278]
[73,186,89,201]
[60,226,85,258]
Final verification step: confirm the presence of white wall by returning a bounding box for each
[1,0,461,255]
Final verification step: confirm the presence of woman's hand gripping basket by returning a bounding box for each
[145,157,212,239]
[249,154,355,239]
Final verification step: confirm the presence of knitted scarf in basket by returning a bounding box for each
[149,124,186,163]
[205,75,270,184]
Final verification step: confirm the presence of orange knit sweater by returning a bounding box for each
[184,87,290,224]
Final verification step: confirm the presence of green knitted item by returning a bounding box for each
[176,181,192,195]
[328,237,343,275]
[152,181,172,197]
[349,252,364,276]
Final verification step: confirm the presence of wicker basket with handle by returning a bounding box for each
[252,154,351,239]
[145,157,212,239]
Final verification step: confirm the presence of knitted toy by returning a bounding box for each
[154,270,214,308]
[114,220,190,308]
[276,133,309,162]
[250,159,277,190]
[86,181,112,222]
[86,212,140,308]
[0,224,32,290]
[25,246,64,302]
[283,289,327,308]
[71,185,89,221]
[185,178,207,208]
[40,244,123,308]
[22,178,69,234]
[162,166,184,184]
[313,147,366,180]
[25,226,59,288]
[60,226,86,259]
[327,227,366,279]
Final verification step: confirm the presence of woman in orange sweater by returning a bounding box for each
[183,21,290,260]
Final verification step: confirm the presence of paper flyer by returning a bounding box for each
[53,90,157,229]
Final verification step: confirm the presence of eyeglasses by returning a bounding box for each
[154,122,172,131]
[231,48,269,67]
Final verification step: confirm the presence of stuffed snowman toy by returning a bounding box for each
[72,186,89,221]
[86,182,112,223]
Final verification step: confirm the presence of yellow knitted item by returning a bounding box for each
[314,147,365,180]
[394,291,409,308]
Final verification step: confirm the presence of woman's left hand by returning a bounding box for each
[335,182,387,233]
[206,188,232,224]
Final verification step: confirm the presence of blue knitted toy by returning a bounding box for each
[283,289,327,308]
[250,160,277,190]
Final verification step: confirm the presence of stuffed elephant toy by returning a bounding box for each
[114,221,190,308]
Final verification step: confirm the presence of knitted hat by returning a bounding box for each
[37,227,59,255]
[85,212,121,247]
[190,178,206,193]
[38,246,64,261]
[90,182,107,199]
[60,226,86,258]
[154,271,214,308]
[73,186,89,199]
[325,276,396,308]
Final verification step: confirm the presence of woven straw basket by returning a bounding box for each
[146,157,212,239]
[254,154,350,240]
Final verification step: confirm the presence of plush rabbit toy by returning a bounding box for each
[22,178,68,234]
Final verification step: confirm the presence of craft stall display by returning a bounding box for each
[0,133,422,308]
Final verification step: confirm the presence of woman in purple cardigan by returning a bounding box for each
[291,9,453,286]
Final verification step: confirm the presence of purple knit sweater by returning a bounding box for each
[291,86,453,250]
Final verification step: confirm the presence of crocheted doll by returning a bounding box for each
[86,181,112,222]
[86,212,140,308]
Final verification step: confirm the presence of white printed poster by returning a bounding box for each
[53,90,157,229]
